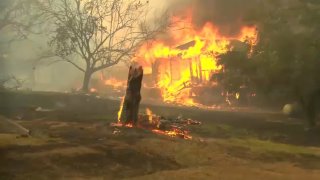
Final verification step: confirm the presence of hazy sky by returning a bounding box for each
[0,0,265,91]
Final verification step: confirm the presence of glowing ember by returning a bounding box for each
[99,71,127,92]
[124,123,133,128]
[152,129,192,140]
[135,14,258,107]
[236,92,240,100]
[90,88,97,93]
[111,122,134,128]
[104,78,126,89]
[112,107,196,140]
[146,108,153,123]
[111,121,193,139]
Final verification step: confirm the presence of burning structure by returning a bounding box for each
[92,4,258,109]
[135,14,258,107]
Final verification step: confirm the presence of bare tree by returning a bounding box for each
[0,0,40,84]
[0,0,41,40]
[35,0,168,92]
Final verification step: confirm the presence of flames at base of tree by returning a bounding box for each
[113,108,194,140]
[112,122,192,140]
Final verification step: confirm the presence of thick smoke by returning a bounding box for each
[169,0,260,36]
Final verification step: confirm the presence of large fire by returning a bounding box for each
[110,13,257,140]
[135,15,258,106]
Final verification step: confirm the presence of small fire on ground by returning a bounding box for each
[111,108,201,140]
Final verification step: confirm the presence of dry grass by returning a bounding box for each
[1,92,320,179]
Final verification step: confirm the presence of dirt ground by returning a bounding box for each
[1,97,320,180]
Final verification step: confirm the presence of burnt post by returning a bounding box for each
[121,63,144,126]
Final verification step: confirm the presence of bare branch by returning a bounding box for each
[47,58,85,72]
[35,0,169,91]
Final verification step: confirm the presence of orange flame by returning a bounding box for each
[146,108,153,123]
[152,129,192,140]
[112,106,193,140]
[117,96,125,123]
[90,88,97,93]
[135,15,258,106]
[104,78,126,88]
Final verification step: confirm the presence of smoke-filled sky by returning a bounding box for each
[151,0,260,36]
[189,0,259,35]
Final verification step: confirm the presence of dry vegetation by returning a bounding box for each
[1,92,320,179]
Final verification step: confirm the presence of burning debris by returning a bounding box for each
[112,108,201,140]
[145,113,201,140]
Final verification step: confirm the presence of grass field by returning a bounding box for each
[1,91,320,179]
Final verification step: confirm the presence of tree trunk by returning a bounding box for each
[82,71,92,92]
[120,64,144,126]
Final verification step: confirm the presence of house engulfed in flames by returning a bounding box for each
[134,16,258,107]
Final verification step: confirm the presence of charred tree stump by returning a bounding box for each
[121,64,143,126]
